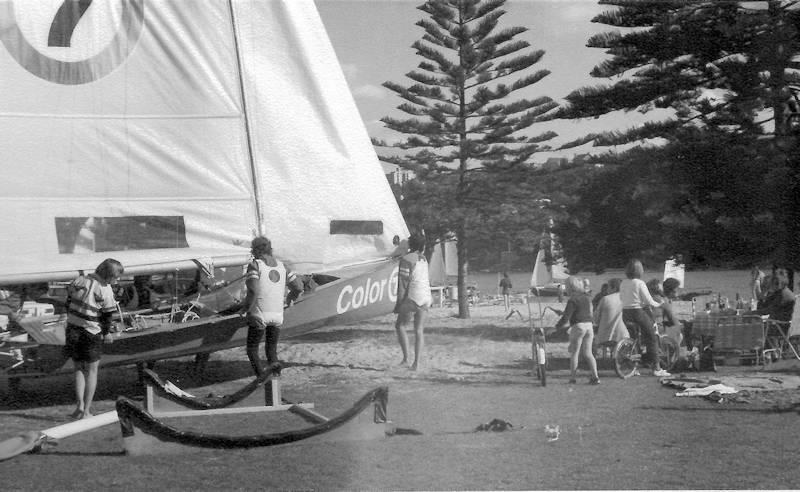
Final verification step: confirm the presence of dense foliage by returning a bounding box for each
[554,0,800,271]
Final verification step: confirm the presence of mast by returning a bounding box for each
[228,0,264,236]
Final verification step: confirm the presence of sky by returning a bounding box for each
[314,0,671,168]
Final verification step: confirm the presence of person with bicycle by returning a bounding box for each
[555,275,600,385]
[620,259,670,377]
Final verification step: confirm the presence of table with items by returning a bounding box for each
[683,311,768,366]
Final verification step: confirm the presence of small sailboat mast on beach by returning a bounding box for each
[530,225,568,297]
[0,0,408,381]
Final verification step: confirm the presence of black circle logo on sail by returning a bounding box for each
[0,0,144,85]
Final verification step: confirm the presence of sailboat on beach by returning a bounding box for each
[0,0,407,383]
[529,230,568,297]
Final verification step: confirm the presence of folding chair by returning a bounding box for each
[763,294,800,361]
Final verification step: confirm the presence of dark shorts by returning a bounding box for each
[64,325,103,363]
[246,316,280,344]
[395,298,429,315]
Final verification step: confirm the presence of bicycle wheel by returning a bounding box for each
[532,341,547,386]
[658,336,679,371]
[613,338,639,379]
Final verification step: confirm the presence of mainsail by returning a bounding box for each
[0,0,407,284]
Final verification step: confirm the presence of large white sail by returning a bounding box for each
[0,0,407,283]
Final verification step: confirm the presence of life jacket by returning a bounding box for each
[246,258,287,326]
[66,274,117,335]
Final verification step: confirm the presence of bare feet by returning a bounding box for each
[69,408,83,420]
[81,411,94,419]
[398,359,409,367]
[410,362,421,371]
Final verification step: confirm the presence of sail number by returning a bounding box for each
[0,0,144,84]
[49,0,93,47]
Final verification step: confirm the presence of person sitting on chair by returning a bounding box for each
[754,269,795,323]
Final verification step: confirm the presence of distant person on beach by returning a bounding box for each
[555,275,600,385]
[499,272,513,311]
[64,258,124,419]
[620,259,669,377]
[394,232,432,371]
[593,278,628,354]
[243,236,303,378]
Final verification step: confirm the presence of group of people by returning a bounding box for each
[552,259,679,385]
[52,229,800,418]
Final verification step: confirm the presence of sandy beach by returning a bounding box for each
[1,302,800,490]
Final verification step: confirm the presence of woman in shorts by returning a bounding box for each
[555,276,600,385]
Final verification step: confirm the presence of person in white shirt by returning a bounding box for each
[619,259,670,377]
[243,236,303,378]
[393,232,432,371]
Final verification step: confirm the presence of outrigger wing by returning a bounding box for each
[117,386,391,454]
[0,410,119,462]
[142,368,275,411]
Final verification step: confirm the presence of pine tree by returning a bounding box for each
[375,0,558,318]
[554,0,800,271]
[556,0,800,148]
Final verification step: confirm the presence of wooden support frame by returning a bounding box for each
[143,376,314,418]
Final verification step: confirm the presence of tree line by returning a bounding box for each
[376,0,800,317]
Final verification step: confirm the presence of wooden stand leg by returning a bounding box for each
[266,377,281,406]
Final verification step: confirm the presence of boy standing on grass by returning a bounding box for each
[555,275,600,385]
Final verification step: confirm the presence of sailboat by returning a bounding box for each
[529,232,568,297]
[428,240,458,287]
[0,0,408,382]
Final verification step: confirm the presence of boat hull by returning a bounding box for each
[3,260,399,379]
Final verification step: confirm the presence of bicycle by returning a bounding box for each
[613,321,679,379]
[526,296,559,387]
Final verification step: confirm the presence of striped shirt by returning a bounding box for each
[66,274,117,335]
